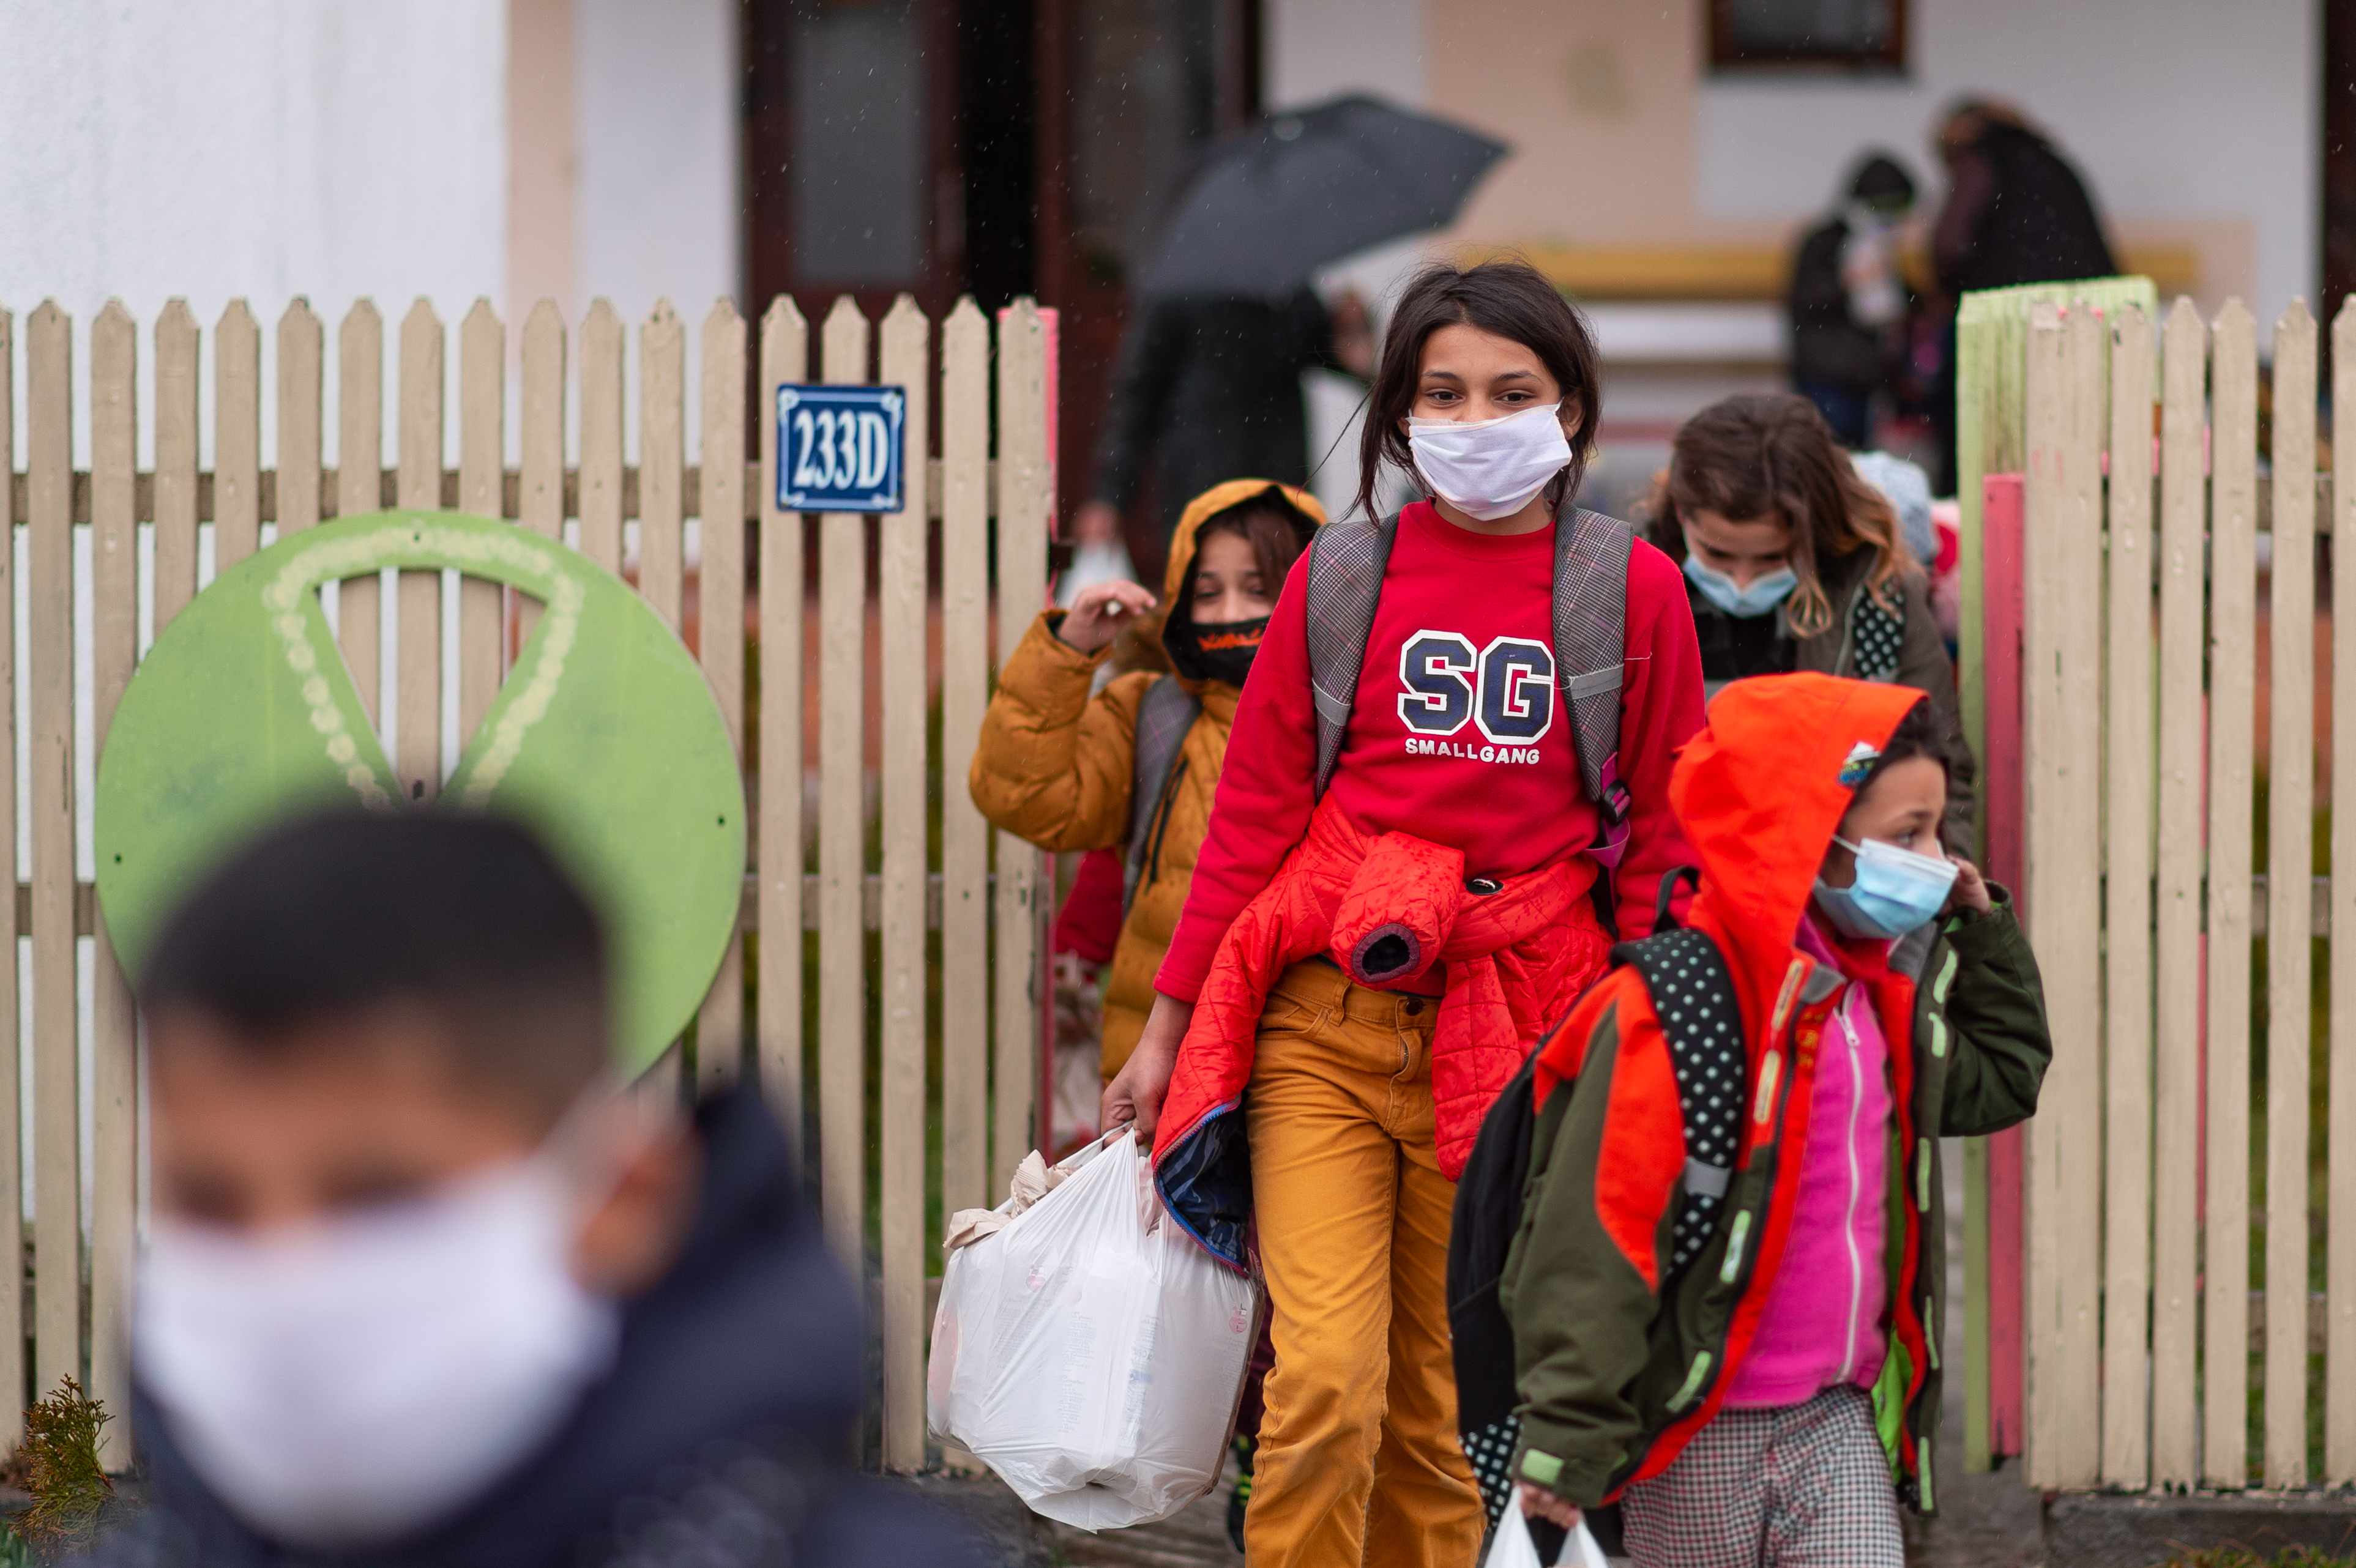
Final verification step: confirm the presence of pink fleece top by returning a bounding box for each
[1722,917,1892,1408]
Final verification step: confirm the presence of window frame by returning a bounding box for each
[1705,0,1908,75]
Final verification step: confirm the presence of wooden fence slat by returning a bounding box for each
[2265,300,2319,1487]
[992,302,1048,1197]
[2151,298,2208,1487]
[276,300,323,537]
[337,301,384,730]
[519,302,567,655]
[628,302,689,1108]
[521,302,567,543]
[639,302,685,634]
[28,302,78,1407]
[877,294,929,1473]
[818,296,870,1276]
[1973,477,2027,1471]
[153,300,199,629]
[695,300,748,1091]
[396,301,443,804]
[579,300,625,574]
[2205,298,2261,1488]
[756,297,808,1134]
[0,305,21,1451]
[457,300,504,749]
[214,301,261,574]
[89,303,138,1457]
[2022,301,2104,1488]
[939,299,991,1225]
[2100,303,2155,1489]
[2333,297,2356,1485]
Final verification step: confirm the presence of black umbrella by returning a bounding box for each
[1137,95,1510,300]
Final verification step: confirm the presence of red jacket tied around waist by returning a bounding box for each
[1151,797,1614,1267]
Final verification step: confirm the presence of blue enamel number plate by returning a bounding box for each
[776,384,908,513]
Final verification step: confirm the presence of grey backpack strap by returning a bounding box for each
[1554,508,1636,864]
[1305,513,1400,798]
[1122,675,1203,914]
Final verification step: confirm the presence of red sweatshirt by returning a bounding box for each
[1157,500,1705,1001]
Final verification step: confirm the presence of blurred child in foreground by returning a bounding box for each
[77,811,975,1568]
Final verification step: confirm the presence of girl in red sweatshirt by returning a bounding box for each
[1103,259,1705,1568]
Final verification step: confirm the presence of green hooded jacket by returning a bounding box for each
[1500,674,2049,1515]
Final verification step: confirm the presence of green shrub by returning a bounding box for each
[12,1377,113,1558]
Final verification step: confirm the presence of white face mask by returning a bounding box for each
[1407,402,1573,522]
[136,1149,621,1548]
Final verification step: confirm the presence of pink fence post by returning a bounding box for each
[1980,471,2027,1460]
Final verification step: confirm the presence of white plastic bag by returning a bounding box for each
[1484,1487,1610,1568]
[926,1128,1261,1529]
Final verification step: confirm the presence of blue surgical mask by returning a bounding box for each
[1683,554,1797,619]
[1813,834,1958,940]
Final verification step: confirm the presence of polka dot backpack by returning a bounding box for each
[1448,867,1747,1534]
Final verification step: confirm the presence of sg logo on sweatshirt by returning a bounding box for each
[1396,631,1555,762]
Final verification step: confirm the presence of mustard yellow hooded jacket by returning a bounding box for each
[967,478,1326,1076]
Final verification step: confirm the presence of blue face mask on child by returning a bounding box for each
[1813,834,1958,940]
[1683,554,1797,619]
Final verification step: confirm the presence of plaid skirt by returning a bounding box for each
[1619,1385,1903,1568]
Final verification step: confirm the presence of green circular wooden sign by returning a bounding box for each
[94,511,747,1075]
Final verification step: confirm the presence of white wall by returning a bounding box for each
[1698,0,2318,336]
[0,0,507,466]
[1265,0,1430,519]
[1265,0,1423,110]
[574,0,737,327]
[572,0,740,464]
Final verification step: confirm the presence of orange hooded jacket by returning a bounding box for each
[969,479,1325,1076]
[1504,674,2049,1513]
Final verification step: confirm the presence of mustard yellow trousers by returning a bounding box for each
[1242,959,1483,1567]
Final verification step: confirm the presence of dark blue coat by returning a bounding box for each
[73,1086,977,1568]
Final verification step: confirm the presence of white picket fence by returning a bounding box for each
[2018,293,2356,1490]
[0,291,1054,1472]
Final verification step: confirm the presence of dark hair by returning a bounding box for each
[1849,152,1915,207]
[1860,699,1948,790]
[1642,393,1916,638]
[1355,259,1602,525]
[140,811,610,1120]
[1180,489,1314,618]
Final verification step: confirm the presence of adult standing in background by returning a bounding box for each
[1931,99,2114,294]
[1788,152,1919,447]
[1928,99,2115,491]
[1072,288,1374,563]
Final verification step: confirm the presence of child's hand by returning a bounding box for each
[1102,995,1190,1137]
[1946,853,1993,916]
[1056,581,1157,654]
[1518,1482,1581,1531]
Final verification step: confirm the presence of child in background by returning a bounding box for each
[1646,392,1976,847]
[971,479,1325,1085]
[91,812,974,1568]
[1505,675,2050,1567]
[971,478,1322,1550]
[1106,259,1706,1568]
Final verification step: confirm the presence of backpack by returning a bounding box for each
[1303,507,1638,918]
[1122,674,1203,915]
[1446,868,1743,1532]
[1124,502,1637,919]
